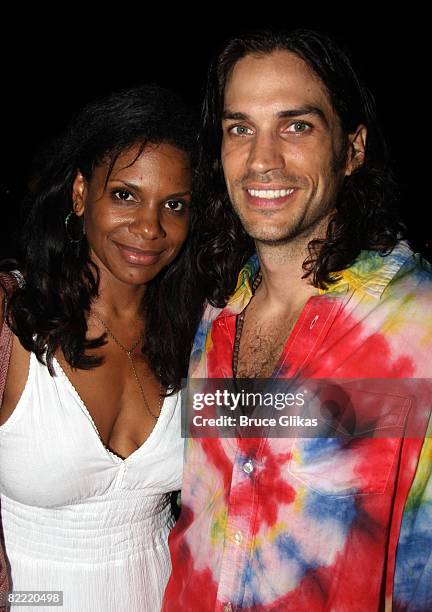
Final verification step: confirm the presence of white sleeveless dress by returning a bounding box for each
[0,353,183,611]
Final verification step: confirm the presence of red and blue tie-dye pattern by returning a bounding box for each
[163,242,432,611]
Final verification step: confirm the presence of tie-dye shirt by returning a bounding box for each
[163,242,432,611]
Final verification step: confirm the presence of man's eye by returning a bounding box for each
[287,121,310,133]
[229,125,253,136]
[113,189,134,201]
[164,200,184,212]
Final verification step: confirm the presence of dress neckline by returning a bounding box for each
[52,355,168,464]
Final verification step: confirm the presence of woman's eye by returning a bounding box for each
[229,125,253,136]
[164,200,184,212]
[113,189,135,201]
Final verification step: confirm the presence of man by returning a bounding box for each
[163,30,432,611]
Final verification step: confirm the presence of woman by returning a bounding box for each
[0,85,203,611]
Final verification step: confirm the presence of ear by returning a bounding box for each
[345,125,367,176]
[72,170,88,217]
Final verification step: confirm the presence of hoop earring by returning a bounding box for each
[65,211,84,243]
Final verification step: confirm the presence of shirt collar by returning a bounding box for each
[325,241,414,298]
[216,242,414,319]
[216,254,260,318]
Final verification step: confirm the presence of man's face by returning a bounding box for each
[221,50,362,244]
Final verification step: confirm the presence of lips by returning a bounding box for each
[113,241,163,266]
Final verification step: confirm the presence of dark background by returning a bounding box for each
[1,12,428,261]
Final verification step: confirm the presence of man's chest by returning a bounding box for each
[236,315,298,378]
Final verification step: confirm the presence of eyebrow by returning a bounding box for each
[108,179,192,197]
[222,106,328,127]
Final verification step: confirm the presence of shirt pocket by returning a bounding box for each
[286,386,411,497]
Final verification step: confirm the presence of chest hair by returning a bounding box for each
[236,313,297,378]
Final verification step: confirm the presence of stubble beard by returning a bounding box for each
[230,190,334,249]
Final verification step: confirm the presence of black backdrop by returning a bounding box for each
[1,12,428,260]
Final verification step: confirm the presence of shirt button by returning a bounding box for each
[223,604,233,612]
[243,460,254,474]
[234,530,243,545]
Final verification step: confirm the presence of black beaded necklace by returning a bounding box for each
[232,271,263,378]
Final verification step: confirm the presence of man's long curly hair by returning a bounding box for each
[195,29,405,306]
[3,85,204,391]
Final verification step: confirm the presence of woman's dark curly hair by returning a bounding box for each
[2,84,204,391]
[196,29,406,305]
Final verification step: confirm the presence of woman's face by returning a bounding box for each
[73,142,191,286]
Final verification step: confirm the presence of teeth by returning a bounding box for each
[247,188,294,199]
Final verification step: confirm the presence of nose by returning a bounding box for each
[128,205,165,240]
[247,131,285,175]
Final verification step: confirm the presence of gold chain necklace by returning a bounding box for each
[232,271,262,378]
[92,313,161,421]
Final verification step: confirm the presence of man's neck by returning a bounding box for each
[254,227,325,312]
